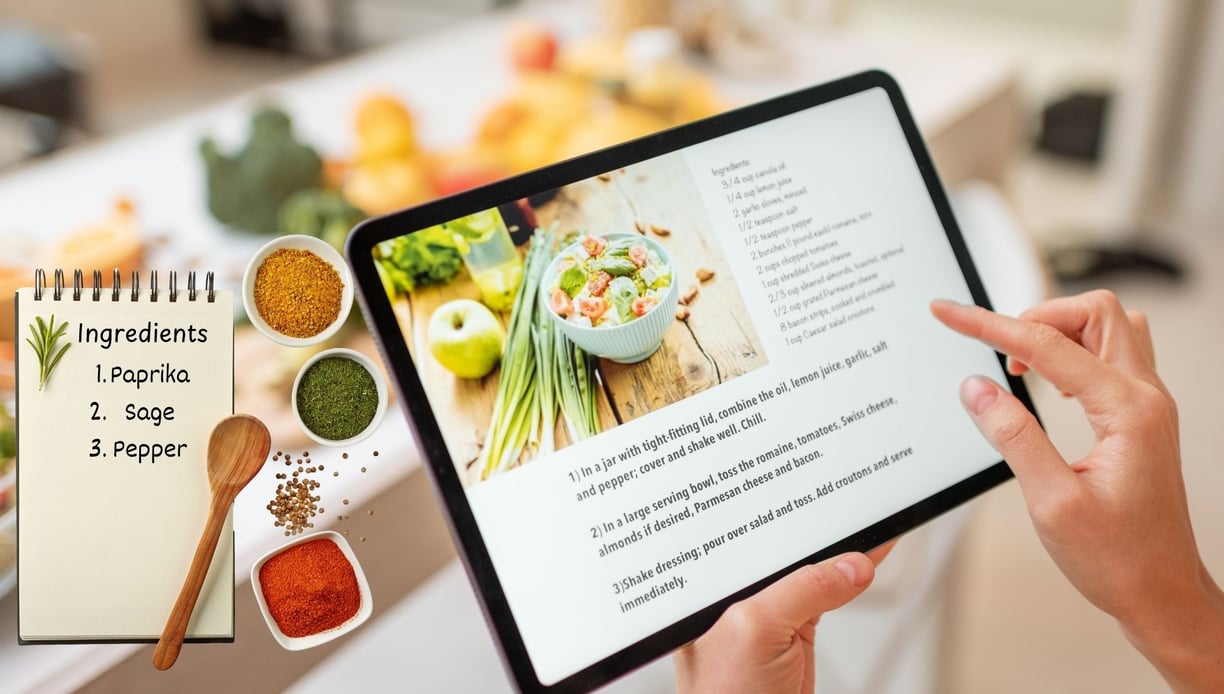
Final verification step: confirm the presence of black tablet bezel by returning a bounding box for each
[346,69,1034,693]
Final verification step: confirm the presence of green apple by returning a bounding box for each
[427,299,505,378]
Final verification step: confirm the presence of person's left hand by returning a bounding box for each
[674,542,895,694]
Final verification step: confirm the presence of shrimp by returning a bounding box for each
[550,289,573,317]
[631,295,659,317]
[582,235,609,257]
[576,296,608,320]
[628,244,649,268]
[586,270,612,297]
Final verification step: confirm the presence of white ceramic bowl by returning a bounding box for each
[250,530,373,651]
[242,234,354,347]
[292,348,388,447]
[543,233,680,364]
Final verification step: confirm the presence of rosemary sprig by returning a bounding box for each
[27,314,71,391]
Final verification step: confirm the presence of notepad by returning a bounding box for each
[16,270,235,643]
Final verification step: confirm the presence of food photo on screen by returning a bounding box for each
[374,152,768,487]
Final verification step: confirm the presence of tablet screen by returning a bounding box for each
[350,72,1026,691]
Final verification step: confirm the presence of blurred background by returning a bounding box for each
[0,0,1221,692]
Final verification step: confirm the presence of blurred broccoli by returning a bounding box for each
[200,107,322,235]
[279,189,367,251]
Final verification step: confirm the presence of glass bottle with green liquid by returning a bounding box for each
[446,208,524,312]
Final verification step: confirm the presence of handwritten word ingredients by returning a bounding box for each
[296,357,378,441]
[253,248,343,338]
[78,320,208,350]
[258,538,360,637]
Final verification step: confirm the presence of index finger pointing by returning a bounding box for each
[930,300,1127,412]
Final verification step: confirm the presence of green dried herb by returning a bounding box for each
[296,357,377,441]
[27,314,71,391]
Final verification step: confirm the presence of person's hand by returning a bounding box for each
[674,543,894,694]
[932,291,1224,692]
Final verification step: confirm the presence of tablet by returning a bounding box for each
[347,69,1035,692]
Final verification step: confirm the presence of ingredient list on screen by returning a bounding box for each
[465,87,1008,684]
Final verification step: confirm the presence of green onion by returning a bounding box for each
[479,229,550,478]
[480,226,603,479]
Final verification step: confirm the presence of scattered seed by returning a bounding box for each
[680,285,698,305]
[597,173,612,182]
[361,467,367,473]
[649,224,670,237]
[343,498,350,505]
[696,267,715,282]
[334,471,339,477]
[675,307,690,321]
[634,220,646,234]
[342,452,349,459]
[360,537,366,543]
[367,509,374,516]
[373,451,379,457]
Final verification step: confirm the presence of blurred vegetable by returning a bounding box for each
[354,93,418,164]
[343,159,430,216]
[279,189,367,251]
[0,402,14,461]
[200,107,322,235]
[49,198,143,282]
[374,226,464,297]
[507,21,559,72]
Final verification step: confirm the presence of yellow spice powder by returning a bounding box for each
[254,248,343,338]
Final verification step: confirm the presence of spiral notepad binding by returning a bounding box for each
[32,269,216,303]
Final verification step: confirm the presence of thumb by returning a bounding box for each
[756,553,875,630]
[959,375,1074,505]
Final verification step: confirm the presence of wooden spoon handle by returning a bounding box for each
[153,497,232,670]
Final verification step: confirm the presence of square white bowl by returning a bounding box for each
[250,530,373,650]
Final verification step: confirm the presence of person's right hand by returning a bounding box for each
[931,290,1224,693]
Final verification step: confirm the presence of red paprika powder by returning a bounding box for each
[259,538,360,637]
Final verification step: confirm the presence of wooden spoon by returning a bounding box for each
[153,414,271,670]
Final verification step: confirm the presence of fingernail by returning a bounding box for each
[835,560,858,585]
[930,298,961,310]
[960,376,999,415]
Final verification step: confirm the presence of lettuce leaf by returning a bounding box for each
[559,263,587,297]
[609,276,639,323]
[588,257,637,277]
[374,225,464,296]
